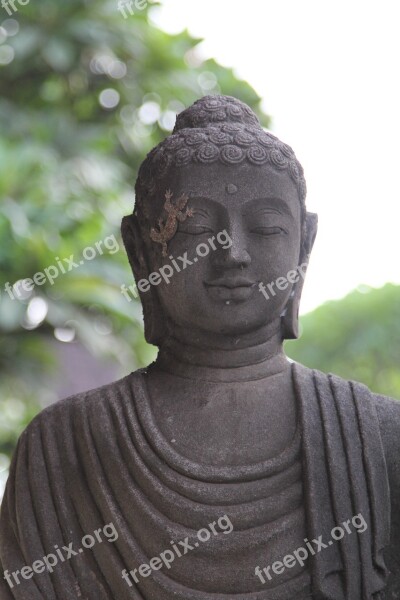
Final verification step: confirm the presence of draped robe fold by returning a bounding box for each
[0,363,394,599]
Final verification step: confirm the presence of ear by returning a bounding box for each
[121,214,147,281]
[121,214,166,346]
[281,212,318,340]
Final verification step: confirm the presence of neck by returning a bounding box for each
[153,318,290,382]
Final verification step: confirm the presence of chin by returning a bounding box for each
[189,308,274,337]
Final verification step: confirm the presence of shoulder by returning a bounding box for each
[329,371,400,470]
[295,362,400,465]
[20,369,143,440]
[346,381,400,495]
[373,391,400,427]
[372,393,400,476]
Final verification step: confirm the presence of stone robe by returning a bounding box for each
[1,363,400,599]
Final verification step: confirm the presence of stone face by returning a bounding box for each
[1,95,400,599]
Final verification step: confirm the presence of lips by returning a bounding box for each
[205,277,256,289]
[204,277,257,302]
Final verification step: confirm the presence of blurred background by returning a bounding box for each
[0,0,399,498]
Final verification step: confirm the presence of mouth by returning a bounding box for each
[205,277,257,289]
[204,277,257,302]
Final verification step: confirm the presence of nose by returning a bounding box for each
[212,226,251,270]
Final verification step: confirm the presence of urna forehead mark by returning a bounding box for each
[226,183,238,194]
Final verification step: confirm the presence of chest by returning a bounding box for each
[145,372,298,466]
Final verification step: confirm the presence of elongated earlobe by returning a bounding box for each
[281,212,318,339]
[121,214,167,345]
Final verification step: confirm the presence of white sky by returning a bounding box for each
[151,0,400,313]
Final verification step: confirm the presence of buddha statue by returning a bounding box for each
[1,95,400,600]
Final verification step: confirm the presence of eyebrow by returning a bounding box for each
[191,207,211,218]
[187,195,294,217]
[249,197,293,217]
[253,206,283,216]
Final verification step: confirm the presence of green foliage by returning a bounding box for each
[0,0,268,474]
[2,0,397,497]
[286,284,400,400]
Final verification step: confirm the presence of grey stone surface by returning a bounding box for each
[1,95,400,599]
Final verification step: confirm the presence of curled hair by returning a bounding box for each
[134,95,307,236]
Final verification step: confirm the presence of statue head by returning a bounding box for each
[122,95,318,347]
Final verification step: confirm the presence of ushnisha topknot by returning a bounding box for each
[134,95,307,229]
[172,95,260,131]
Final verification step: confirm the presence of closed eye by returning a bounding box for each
[178,225,214,235]
[250,226,287,236]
